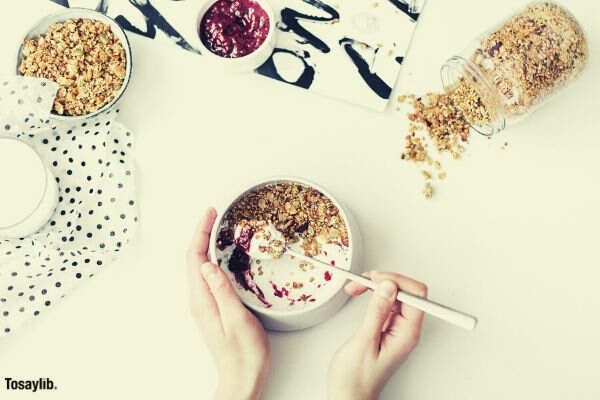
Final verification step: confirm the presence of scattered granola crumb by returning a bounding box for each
[402,134,427,162]
[423,182,433,199]
[438,172,447,180]
[422,170,432,180]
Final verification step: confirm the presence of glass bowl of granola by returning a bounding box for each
[209,177,362,331]
[16,8,132,120]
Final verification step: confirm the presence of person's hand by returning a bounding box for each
[328,271,427,400]
[187,208,270,400]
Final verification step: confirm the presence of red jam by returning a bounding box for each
[271,282,289,298]
[200,0,270,58]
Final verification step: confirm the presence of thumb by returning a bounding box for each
[357,280,398,347]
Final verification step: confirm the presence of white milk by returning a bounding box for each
[0,137,58,239]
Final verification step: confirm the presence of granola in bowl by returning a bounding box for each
[213,181,351,311]
[18,15,129,118]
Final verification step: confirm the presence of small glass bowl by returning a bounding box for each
[16,8,133,121]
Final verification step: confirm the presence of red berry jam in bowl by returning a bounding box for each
[199,0,270,58]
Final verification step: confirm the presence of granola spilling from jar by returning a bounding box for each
[472,2,587,116]
[215,182,350,311]
[406,78,491,157]
[397,2,587,200]
[18,18,127,116]
[399,77,492,198]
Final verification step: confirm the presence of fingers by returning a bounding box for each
[344,281,370,296]
[187,207,217,266]
[371,271,428,297]
[188,260,223,338]
[371,271,427,322]
[200,262,251,332]
[344,271,373,296]
[357,280,398,348]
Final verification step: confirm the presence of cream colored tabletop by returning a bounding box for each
[1,0,599,399]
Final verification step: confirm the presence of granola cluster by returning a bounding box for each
[19,18,127,116]
[223,183,349,256]
[474,2,587,116]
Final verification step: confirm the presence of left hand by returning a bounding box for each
[187,207,270,400]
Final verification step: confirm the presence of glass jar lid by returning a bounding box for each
[0,137,47,229]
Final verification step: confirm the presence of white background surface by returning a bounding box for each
[1,0,599,399]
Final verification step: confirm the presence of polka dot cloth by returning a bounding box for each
[0,76,138,337]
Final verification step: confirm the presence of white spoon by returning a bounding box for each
[234,223,478,330]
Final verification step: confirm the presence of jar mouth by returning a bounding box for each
[440,56,506,137]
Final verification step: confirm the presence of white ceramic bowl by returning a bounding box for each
[209,176,363,331]
[196,0,276,72]
[16,8,132,121]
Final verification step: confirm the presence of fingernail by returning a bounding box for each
[201,262,218,280]
[375,280,397,300]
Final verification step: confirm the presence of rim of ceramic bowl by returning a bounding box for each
[196,0,276,67]
[15,8,133,121]
[209,176,355,317]
[0,136,49,231]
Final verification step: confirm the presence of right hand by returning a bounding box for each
[327,271,427,400]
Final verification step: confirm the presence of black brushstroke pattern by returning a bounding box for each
[387,0,420,21]
[115,0,201,54]
[395,56,404,64]
[277,0,339,53]
[256,48,315,89]
[50,0,200,54]
[339,38,391,99]
[96,0,108,13]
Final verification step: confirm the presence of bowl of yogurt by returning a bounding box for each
[209,177,362,331]
[197,0,276,72]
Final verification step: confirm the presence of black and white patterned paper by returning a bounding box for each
[50,0,424,110]
[0,76,138,338]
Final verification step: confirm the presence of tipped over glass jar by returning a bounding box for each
[441,1,588,136]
